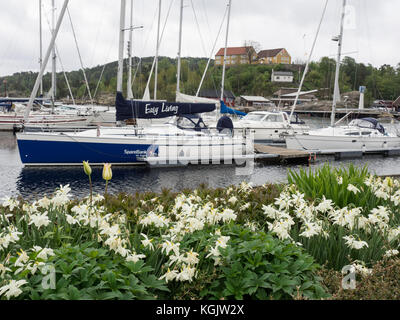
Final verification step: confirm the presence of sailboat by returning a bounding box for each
[285,0,400,153]
[16,0,251,166]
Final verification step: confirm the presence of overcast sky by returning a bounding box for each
[0,0,398,78]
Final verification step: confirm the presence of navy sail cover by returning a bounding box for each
[115,92,216,121]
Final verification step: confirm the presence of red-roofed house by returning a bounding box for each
[214,46,257,66]
[258,48,291,65]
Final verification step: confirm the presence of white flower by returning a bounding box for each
[37,196,51,209]
[0,280,27,299]
[1,197,19,211]
[384,249,399,258]
[240,203,250,211]
[343,235,369,250]
[347,184,360,194]
[159,268,179,283]
[299,221,323,238]
[388,227,400,242]
[125,252,145,262]
[220,209,237,222]
[228,196,238,205]
[66,214,79,225]
[316,197,334,213]
[28,212,51,229]
[161,241,180,256]
[337,176,343,185]
[262,204,280,219]
[14,249,29,267]
[0,226,23,250]
[0,263,11,277]
[374,189,390,200]
[168,253,186,266]
[351,263,373,276]
[33,246,55,261]
[184,250,199,265]
[140,233,154,250]
[176,264,196,282]
[140,212,170,228]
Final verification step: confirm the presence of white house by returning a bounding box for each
[271,70,294,83]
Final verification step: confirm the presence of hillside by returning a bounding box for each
[1,56,400,106]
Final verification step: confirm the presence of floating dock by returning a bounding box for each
[254,144,315,164]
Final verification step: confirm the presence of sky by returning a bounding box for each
[0,0,399,78]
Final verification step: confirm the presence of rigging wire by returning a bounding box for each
[66,7,94,105]
[43,7,75,104]
[190,0,208,57]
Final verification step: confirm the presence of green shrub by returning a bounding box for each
[4,242,169,300]
[201,225,329,300]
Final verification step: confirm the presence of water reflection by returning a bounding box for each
[16,164,259,200]
[3,116,400,199]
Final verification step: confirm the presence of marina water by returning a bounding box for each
[2,117,400,200]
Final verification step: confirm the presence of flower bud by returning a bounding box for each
[102,163,112,181]
[83,161,92,176]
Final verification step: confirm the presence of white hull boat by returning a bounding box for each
[285,118,400,153]
[232,111,309,144]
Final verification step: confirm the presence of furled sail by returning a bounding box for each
[115,92,216,121]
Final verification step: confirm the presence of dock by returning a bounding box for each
[254,144,315,164]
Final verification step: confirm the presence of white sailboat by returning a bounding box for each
[17,0,251,166]
[285,0,400,153]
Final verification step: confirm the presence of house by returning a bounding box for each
[258,48,291,65]
[198,89,236,107]
[271,70,294,83]
[238,96,274,107]
[215,46,257,66]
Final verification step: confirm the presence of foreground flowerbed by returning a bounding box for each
[0,183,327,300]
[1,163,400,300]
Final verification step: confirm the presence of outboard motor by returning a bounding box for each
[217,116,234,135]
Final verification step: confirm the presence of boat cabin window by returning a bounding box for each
[264,114,281,122]
[345,132,360,136]
[177,117,196,129]
[176,115,208,132]
[361,131,372,136]
[243,113,265,121]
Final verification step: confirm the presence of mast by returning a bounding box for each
[220,0,232,103]
[127,0,134,99]
[331,0,346,127]
[117,0,126,93]
[39,0,43,96]
[176,0,183,95]
[154,0,161,100]
[196,5,228,97]
[289,0,328,122]
[51,0,57,106]
[24,0,70,121]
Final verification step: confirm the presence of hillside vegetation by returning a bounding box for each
[1,56,400,106]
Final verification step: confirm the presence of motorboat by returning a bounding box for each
[232,111,309,143]
[285,118,400,153]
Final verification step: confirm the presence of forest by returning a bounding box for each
[1,56,400,106]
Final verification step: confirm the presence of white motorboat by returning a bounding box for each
[232,111,309,143]
[285,118,400,153]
